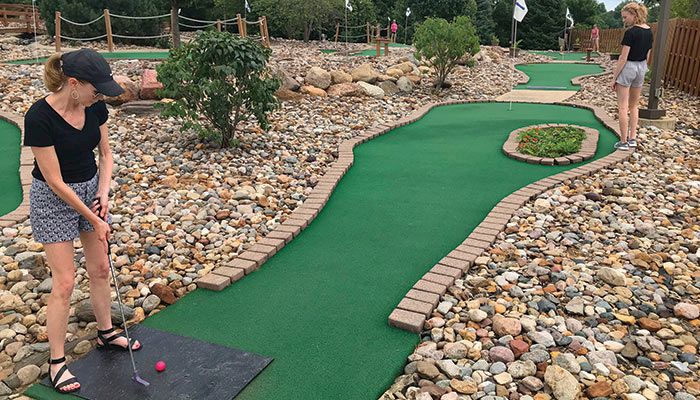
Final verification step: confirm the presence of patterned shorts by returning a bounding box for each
[29,173,111,244]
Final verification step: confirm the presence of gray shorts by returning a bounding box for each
[616,61,648,88]
[29,173,111,244]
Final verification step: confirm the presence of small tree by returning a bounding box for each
[156,31,280,148]
[414,16,480,89]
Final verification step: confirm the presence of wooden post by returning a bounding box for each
[55,11,61,52]
[171,6,180,48]
[366,22,370,43]
[335,22,339,43]
[237,14,244,37]
[385,41,389,56]
[264,17,270,47]
[375,38,380,57]
[104,9,113,52]
[216,19,221,32]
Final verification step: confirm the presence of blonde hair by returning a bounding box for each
[43,53,66,92]
[622,2,648,25]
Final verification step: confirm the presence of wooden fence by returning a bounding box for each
[572,18,700,96]
[0,3,45,34]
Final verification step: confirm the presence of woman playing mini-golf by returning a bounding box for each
[24,48,141,394]
[611,2,653,151]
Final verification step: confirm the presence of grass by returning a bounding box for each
[517,125,586,158]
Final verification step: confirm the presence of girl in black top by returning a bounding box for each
[611,2,653,150]
[23,49,142,393]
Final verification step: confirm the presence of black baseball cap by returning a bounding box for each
[61,49,125,97]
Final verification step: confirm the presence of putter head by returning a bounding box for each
[132,372,150,387]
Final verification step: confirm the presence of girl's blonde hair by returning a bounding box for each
[622,2,648,26]
[43,53,66,92]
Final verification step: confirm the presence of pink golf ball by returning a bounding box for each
[155,360,166,372]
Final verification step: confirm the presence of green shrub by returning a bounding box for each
[517,126,586,158]
[156,30,280,148]
[413,16,480,89]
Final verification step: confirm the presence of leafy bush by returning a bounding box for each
[156,30,280,148]
[414,16,480,89]
[517,126,586,158]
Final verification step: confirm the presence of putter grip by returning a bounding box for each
[93,197,107,222]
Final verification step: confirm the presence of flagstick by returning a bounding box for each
[509,0,517,111]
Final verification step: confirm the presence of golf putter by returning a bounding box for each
[94,199,150,387]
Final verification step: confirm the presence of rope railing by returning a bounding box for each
[59,33,107,41]
[112,33,170,39]
[179,15,215,24]
[109,12,170,20]
[334,21,377,44]
[178,21,218,29]
[54,9,270,51]
[59,14,104,26]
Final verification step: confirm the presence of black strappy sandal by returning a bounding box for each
[49,356,80,394]
[96,327,142,351]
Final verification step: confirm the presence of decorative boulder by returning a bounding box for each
[351,63,381,83]
[386,68,404,78]
[301,85,327,97]
[357,81,385,98]
[140,69,163,100]
[326,83,363,97]
[397,76,414,92]
[273,66,301,91]
[330,70,353,84]
[379,81,399,96]
[104,75,139,106]
[305,67,331,89]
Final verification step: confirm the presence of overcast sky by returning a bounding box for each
[601,0,624,12]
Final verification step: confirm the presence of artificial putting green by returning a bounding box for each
[25,102,617,400]
[516,63,604,91]
[4,51,170,65]
[529,50,600,61]
[0,119,22,217]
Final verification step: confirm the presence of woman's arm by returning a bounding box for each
[612,45,631,88]
[93,123,113,219]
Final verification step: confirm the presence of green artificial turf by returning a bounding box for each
[0,119,22,216]
[25,102,617,400]
[516,63,604,91]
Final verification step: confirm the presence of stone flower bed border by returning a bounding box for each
[502,124,599,166]
[0,101,631,333]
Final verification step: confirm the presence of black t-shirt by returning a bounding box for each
[23,98,108,183]
[622,26,653,62]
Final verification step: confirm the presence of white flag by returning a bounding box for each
[405,7,411,17]
[513,0,528,22]
[566,8,574,26]
[245,0,251,12]
[345,0,352,12]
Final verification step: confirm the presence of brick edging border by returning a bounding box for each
[386,100,632,332]
[0,110,32,229]
[503,124,599,166]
